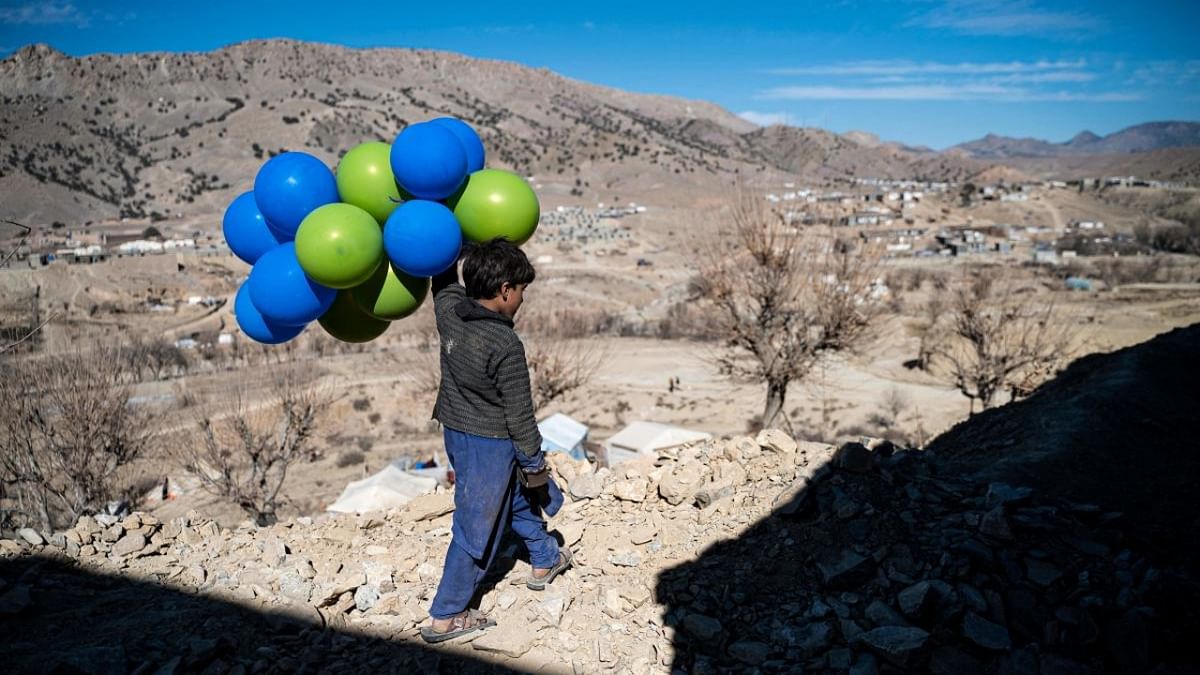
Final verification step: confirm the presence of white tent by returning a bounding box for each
[327,464,438,514]
[539,413,589,460]
[604,421,712,466]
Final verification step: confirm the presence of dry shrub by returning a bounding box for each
[336,451,366,468]
[0,345,159,532]
[932,270,1077,413]
[525,338,608,412]
[176,369,333,525]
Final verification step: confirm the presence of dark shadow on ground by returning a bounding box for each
[0,555,517,674]
[655,324,1200,674]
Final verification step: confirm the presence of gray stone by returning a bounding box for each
[794,621,834,656]
[100,524,124,543]
[682,613,723,641]
[835,442,874,473]
[611,478,649,502]
[568,472,603,500]
[1026,559,1063,587]
[111,533,147,557]
[403,492,455,521]
[607,549,642,567]
[729,640,770,665]
[930,646,985,675]
[756,429,798,454]
[850,652,880,675]
[538,591,568,626]
[999,645,1040,675]
[818,549,875,588]
[0,584,32,615]
[261,538,287,567]
[963,611,1012,650]
[979,507,1013,541]
[827,647,853,669]
[278,572,312,603]
[16,528,44,546]
[840,619,865,643]
[354,583,380,612]
[986,483,1032,508]
[857,626,930,663]
[865,600,908,627]
[659,461,705,506]
[897,581,933,618]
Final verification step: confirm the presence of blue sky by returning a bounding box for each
[2,1,1198,148]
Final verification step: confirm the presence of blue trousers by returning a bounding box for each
[429,428,561,620]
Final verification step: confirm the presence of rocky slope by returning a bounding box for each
[0,40,982,225]
[928,323,1200,569]
[3,427,1195,674]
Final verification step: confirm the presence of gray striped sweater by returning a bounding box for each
[431,281,543,457]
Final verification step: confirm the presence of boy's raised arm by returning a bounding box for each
[497,341,544,468]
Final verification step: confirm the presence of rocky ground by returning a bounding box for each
[2,427,1198,674]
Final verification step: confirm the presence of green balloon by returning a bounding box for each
[295,203,383,289]
[351,262,430,321]
[447,169,540,245]
[318,290,390,343]
[337,142,403,224]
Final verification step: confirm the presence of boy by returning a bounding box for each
[420,238,573,643]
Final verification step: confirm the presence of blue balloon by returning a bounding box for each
[235,281,305,344]
[430,117,485,173]
[384,200,463,277]
[223,191,284,265]
[390,123,469,200]
[248,242,336,327]
[253,152,339,239]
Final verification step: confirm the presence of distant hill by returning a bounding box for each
[1,40,1196,226]
[952,121,1200,158]
[0,41,980,225]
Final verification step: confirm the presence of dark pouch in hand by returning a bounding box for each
[518,466,550,489]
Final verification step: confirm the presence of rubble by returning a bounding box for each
[1,431,1195,673]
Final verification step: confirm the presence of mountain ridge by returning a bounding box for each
[1,40,1196,225]
[951,121,1200,158]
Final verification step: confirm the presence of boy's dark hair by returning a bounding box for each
[462,237,536,299]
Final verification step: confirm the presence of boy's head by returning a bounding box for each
[462,237,536,318]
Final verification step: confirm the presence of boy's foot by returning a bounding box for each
[420,609,496,644]
[527,549,573,590]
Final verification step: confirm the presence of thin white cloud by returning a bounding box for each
[909,1,1105,37]
[758,84,1140,102]
[771,59,1086,77]
[1126,60,1200,86]
[738,111,792,127]
[0,2,87,26]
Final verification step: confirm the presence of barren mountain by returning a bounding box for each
[0,40,981,226]
[952,121,1200,159]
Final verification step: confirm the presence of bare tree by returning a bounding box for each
[526,338,607,411]
[177,371,331,525]
[933,271,1076,413]
[905,294,945,372]
[0,345,157,532]
[700,188,882,430]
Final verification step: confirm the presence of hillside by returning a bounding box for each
[0,40,980,225]
[929,323,1200,567]
[952,121,1200,159]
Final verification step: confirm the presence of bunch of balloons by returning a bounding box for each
[222,117,541,344]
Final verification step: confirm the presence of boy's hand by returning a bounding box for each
[519,465,551,489]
